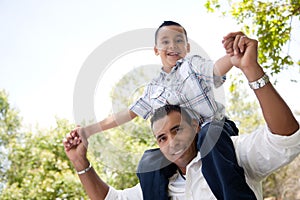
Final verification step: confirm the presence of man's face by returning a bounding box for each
[152,111,198,168]
[154,25,190,69]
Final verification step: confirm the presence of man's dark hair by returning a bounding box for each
[150,105,192,128]
[154,21,188,44]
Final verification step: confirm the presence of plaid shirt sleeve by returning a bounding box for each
[129,84,153,120]
[190,55,226,88]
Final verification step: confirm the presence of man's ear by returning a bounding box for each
[154,46,159,56]
[187,43,191,53]
[191,119,200,133]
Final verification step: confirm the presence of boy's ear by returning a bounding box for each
[154,46,159,56]
[187,43,191,53]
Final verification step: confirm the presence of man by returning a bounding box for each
[63,33,300,200]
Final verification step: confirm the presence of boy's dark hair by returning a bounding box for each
[155,21,188,44]
[150,105,192,128]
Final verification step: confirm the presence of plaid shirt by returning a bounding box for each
[129,55,226,124]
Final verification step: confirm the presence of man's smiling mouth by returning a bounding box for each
[172,149,184,155]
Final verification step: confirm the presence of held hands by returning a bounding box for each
[63,126,88,161]
[222,32,259,72]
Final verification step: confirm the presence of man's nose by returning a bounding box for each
[169,136,179,148]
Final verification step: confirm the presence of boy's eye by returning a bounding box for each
[161,40,169,45]
[176,39,184,43]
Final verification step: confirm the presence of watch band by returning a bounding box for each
[77,162,92,175]
[248,73,270,90]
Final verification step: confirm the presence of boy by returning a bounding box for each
[67,21,237,145]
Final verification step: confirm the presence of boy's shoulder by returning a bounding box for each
[185,55,212,64]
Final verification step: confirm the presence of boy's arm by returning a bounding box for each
[66,109,138,150]
[213,32,245,76]
[213,54,233,76]
[83,109,137,138]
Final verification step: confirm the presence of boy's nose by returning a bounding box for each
[169,42,177,50]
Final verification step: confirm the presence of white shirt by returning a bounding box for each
[105,124,300,200]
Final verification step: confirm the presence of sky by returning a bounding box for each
[1,0,300,129]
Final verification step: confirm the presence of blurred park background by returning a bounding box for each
[1,0,300,199]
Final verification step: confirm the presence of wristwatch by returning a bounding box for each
[248,73,270,90]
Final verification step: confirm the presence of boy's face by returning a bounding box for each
[152,111,198,169]
[154,25,190,69]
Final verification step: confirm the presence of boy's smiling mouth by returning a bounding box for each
[167,52,180,56]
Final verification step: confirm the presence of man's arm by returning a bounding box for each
[63,129,143,200]
[63,136,109,200]
[224,32,299,136]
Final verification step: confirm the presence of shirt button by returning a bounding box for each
[166,78,170,81]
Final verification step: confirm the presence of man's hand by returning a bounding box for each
[223,32,259,72]
[222,31,244,57]
[63,128,88,163]
[64,126,89,151]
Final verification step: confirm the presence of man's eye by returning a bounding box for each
[158,136,167,143]
[175,127,183,133]
[176,39,184,43]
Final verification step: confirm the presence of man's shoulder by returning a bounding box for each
[137,148,173,173]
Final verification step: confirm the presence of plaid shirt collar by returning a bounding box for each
[160,57,185,76]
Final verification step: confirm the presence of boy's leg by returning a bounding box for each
[197,119,257,200]
[136,148,177,200]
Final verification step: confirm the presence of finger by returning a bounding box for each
[238,36,247,53]
[65,131,77,147]
[78,128,89,148]
[226,48,234,56]
[222,37,235,56]
[233,35,244,55]
[65,133,74,145]
[223,31,245,40]
[222,36,234,47]
[73,136,82,145]
[70,126,81,137]
[63,138,72,151]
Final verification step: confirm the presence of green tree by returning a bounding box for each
[0,90,22,191]
[204,0,300,78]
[203,2,300,197]
[0,118,89,199]
[0,90,21,146]
[262,155,300,200]
[226,73,264,134]
[224,73,300,199]
[88,65,159,189]
[0,91,90,200]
